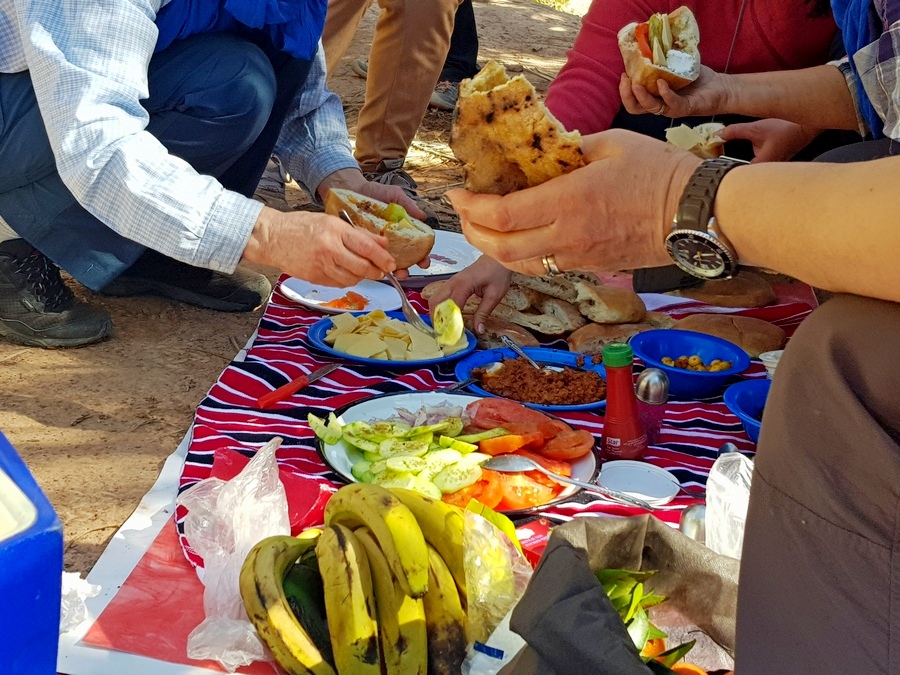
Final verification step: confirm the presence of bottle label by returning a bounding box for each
[603,434,648,459]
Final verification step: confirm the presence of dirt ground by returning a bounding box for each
[0,0,585,575]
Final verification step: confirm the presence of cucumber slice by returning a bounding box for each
[342,430,381,453]
[379,437,431,458]
[419,449,464,481]
[409,475,443,500]
[381,202,408,222]
[433,461,483,494]
[307,412,343,445]
[442,417,465,438]
[362,451,382,463]
[351,460,375,483]
[455,428,509,444]
[372,470,418,490]
[370,420,413,438]
[385,456,427,474]
[438,435,479,454]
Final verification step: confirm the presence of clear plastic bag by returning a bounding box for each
[705,452,755,560]
[175,436,290,672]
[462,510,533,647]
[59,572,101,633]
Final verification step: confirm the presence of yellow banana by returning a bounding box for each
[317,524,381,675]
[239,532,335,675]
[390,488,467,603]
[421,544,468,675]
[324,483,429,598]
[354,527,428,675]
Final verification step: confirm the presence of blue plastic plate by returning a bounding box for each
[306,311,477,367]
[454,347,607,412]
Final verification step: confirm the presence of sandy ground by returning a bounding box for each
[0,0,584,575]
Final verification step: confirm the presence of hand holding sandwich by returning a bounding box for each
[619,64,729,119]
[447,129,700,278]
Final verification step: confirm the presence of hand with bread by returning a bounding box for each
[426,255,512,334]
[619,64,728,120]
[717,119,823,163]
[447,129,700,278]
[244,207,399,288]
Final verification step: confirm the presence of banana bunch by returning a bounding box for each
[240,483,471,675]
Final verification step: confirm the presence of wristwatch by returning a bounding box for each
[665,158,742,280]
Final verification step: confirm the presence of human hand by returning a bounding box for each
[446,129,701,277]
[244,208,397,287]
[620,66,730,119]
[718,119,821,163]
[427,255,512,334]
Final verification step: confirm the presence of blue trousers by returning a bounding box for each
[0,32,312,291]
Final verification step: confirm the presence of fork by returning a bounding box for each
[338,209,436,338]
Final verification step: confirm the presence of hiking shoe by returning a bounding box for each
[362,159,440,227]
[253,156,289,207]
[430,80,459,111]
[101,250,272,312]
[351,59,369,79]
[0,239,112,348]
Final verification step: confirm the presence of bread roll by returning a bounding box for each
[324,188,434,270]
[491,305,570,335]
[645,311,676,328]
[618,7,700,96]
[674,314,786,357]
[567,322,654,356]
[463,314,540,350]
[451,61,585,194]
[574,281,647,324]
[535,296,586,332]
[672,271,777,308]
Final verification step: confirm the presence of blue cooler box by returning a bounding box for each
[0,431,63,675]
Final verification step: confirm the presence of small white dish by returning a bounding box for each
[280,278,401,314]
[598,460,680,507]
[400,231,482,288]
[759,350,784,380]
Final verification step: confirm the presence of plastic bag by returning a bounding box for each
[59,572,101,633]
[175,436,291,672]
[705,452,755,560]
[462,509,533,647]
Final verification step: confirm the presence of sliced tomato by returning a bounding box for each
[513,449,572,477]
[496,473,555,511]
[466,398,552,429]
[442,468,503,509]
[540,429,595,461]
[479,431,545,456]
[538,419,573,440]
[635,22,652,60]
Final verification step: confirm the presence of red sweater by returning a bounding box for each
[546,0,838,134]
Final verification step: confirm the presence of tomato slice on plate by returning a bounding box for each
[540,429,595,461]
[442,468,503,509]
[496,473,555,511]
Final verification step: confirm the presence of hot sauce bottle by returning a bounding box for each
[601,343,648,460]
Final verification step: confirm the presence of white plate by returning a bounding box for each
[280,278,401,314]
[401,231,482,288]
[598,460,680,507]
[316,391,599,515]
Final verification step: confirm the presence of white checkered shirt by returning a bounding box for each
[0,0,356,273]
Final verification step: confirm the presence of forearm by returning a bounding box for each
[720,65,859,131]
[714,158,900,303]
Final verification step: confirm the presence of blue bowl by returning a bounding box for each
[629,329,750,399]
[724,378,772,443]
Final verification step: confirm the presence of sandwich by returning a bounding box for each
[324,188,435,270]
[618,7,700,96]
[450,60,585,194]
[666,122,726,159]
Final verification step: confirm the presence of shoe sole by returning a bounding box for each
[101,277,266,312]
[0,317,113,348]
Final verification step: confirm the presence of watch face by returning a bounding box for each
[667,233,728,278]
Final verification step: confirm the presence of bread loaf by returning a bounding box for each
[671,271,777,308]
[567,322,654,356]
[463,314,540,350]
[574,281,647,324]
[674,314,786,357]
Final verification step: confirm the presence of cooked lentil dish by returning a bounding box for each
[473,357,607,406]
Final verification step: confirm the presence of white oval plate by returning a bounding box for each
[280,278,401,314]
[598,460,680,507]
[401,231,482,288]
[316,391,599,515]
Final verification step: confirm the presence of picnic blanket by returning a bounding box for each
[176,276,814,567]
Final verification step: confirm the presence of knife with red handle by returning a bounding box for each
[256,363,340,408]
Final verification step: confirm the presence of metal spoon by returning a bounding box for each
[482,454,654,510]
[499,335,559,373]
[338,209,436,338]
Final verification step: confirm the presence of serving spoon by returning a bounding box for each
[499,335,561,373]
[482,454,653,510]
[338,209,437,338]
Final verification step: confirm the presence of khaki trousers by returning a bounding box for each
[322,0,461,170]
[736,294,900,673]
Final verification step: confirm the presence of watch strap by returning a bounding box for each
[673,158,741,233]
